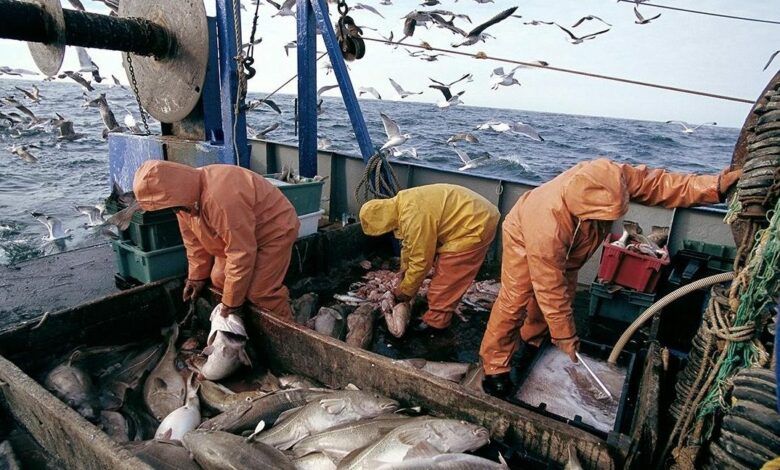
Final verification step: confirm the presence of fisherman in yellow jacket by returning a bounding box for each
[359,184,500,331]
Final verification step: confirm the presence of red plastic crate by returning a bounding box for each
[597,233,670,293]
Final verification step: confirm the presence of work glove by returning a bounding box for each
[552,336,580,363]
[718,168,742,199]
[393,287,412,303]
[219,303,242,318]
[182,279,207,302]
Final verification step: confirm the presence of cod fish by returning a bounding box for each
[100,410,131,443]
[143,324,186,420]
[294,452,337,470]
[338,419,490,470]
[44,362,100,421]
[199,330,251,381]
[279,374,321,390]
[257,391,399,450]
[183,430,295,470]
[459,363,485,393]
[292,293,319,324]
[124,439,202,470]
[199,380,268,413]
[292,416,414,461]
[199,388,328,433]
[399,359,470,382]
[385,302,411,338]
[208,306,247,343]
[101,342,165,407]
[376,453,509,469]
[155,375,200,441]
[346,304,378,350]
[307,307,346,339]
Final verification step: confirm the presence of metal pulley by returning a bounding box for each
[335,0,365,61]
[0,0,208,123]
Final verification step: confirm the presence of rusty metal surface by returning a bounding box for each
[119,0,208,123]
[25,0,64,76]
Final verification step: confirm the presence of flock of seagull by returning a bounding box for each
[0,0,751,244]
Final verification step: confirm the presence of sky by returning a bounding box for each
[0,0,778,127]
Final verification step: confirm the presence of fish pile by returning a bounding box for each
[39,313,504,470]
[459,280,501,313]
[610,220,670,259]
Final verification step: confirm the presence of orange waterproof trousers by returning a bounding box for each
[479,222,577,375]
[210,229,297,320]
[421,234,495,329]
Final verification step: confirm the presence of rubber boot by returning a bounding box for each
[483,372,513,399]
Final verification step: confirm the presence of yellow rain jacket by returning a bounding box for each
[360,184,500,296]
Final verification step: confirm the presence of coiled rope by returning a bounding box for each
[354,152,401,204]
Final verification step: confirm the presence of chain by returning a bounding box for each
[337,0,349,15]
[244,0,262,79]
[125,52,150,135]
[231,0,246,165]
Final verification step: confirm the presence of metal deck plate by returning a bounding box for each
[26,0,65,76]
[119,0,208,123]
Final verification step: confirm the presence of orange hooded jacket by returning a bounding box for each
[484,158,721,353]
[133,161,299,308]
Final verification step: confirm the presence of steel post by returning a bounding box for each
[297,0,318,177]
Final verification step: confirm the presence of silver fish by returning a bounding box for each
[199,388,328,433]
[257,391,399,450]
[155,375,200,441]
[124,440,201,470]
[279,374,321,390]
[143,324,186,420]
[339,419,490,470]
[100,410,131,443]
[399,359,470,382]
[292,416,414,461]
[307,307,347,339]
[385,302,411,338]
[199,380,268,413]
[199,330,251,381]
[345,304,378,350]
[101,342,165,407]
[294,452,337,470]
[375,453,509,469]
[44,362,100,421]
[183,430,295,470]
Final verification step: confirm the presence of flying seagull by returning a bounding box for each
[429,73,473,89]
[633,6,661,25]
[31,212,71,241]
[283,41,297,56]
[59,71,94,92]
[454,148,491,171]
[389,78,422,99]
[524,20,554,26]
[666,121,717,134]
[430,84,465,109]
[763,50,779,71]
[123,110,142,134]
[477,121,544,141]
[248,122,280,139]
[0,66,38,76]
[75,47,101,83]
[56,120,84,141]
[571,15,612,28]
[247,98,282,114]
[14,85,42,103]
[390,147,418,159]
[9,145,39,163]
[556,24,610,44]
[447,132,479,145]
[75,205,105,226]
[65,0,85,11]
[358,87,382,100]
[490,66,522,89]
[379,112,410,151]
[268,0,295,17]
[352,3,384,18]
[453,6,518,47]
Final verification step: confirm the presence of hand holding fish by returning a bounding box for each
[183,279,207,302]
[219,303,242,318]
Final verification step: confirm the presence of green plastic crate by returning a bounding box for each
[589,281,656,323]
[105,198,183,251]
[112,240,187,283]
[265,177,324,216]
[681,240,736,272]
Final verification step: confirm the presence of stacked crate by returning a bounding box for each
[265,177,325,237]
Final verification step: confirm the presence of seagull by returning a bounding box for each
[420,0,440,5]
[390,147,418,159]
[490,66,522,90]
[56,120,84,141]
[452,6,518,47]
[75,47,100,83]
[417,53,447,62]
[14,85,42,103]
[358,87,382,100]
[317,137,332,150]
[379,113,410,151]
[429,81,466,109]
[65,0,85,10]
[447,133,479,145]
[248,122,280,139]
[31,212,71,241]
[59,71,94,92]
[429,73,473,89]
[2,98,39,123]
[380,0,392,4]
[556,24,610,44]
[93,94,122,134]
[0,66,38,76]
[477,121,544,141]
[75,205,105,226]
[283,41,297,56]
[763,50,779,71]
[110,75,125,88]
[666,121,717,134]
[429,13,466,36]
[389,78,422,99]
[523,20,554,26]
[247,98,282,114]
[353,3,384,18]
[268,0,295,17]
[9,145,39,163]
[93,0,118,14]
[571,15,612,28]
[454,148,491,171]
[123,109,141,133]
[633,6,660,25]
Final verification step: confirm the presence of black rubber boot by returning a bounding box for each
[483,372,513,398]
[411,321,448,335]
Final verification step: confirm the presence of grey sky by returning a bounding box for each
[0,0,777,127]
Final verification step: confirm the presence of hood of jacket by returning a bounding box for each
[133,160,202,211]
[562,158,628,221]
[359,197,399,236]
